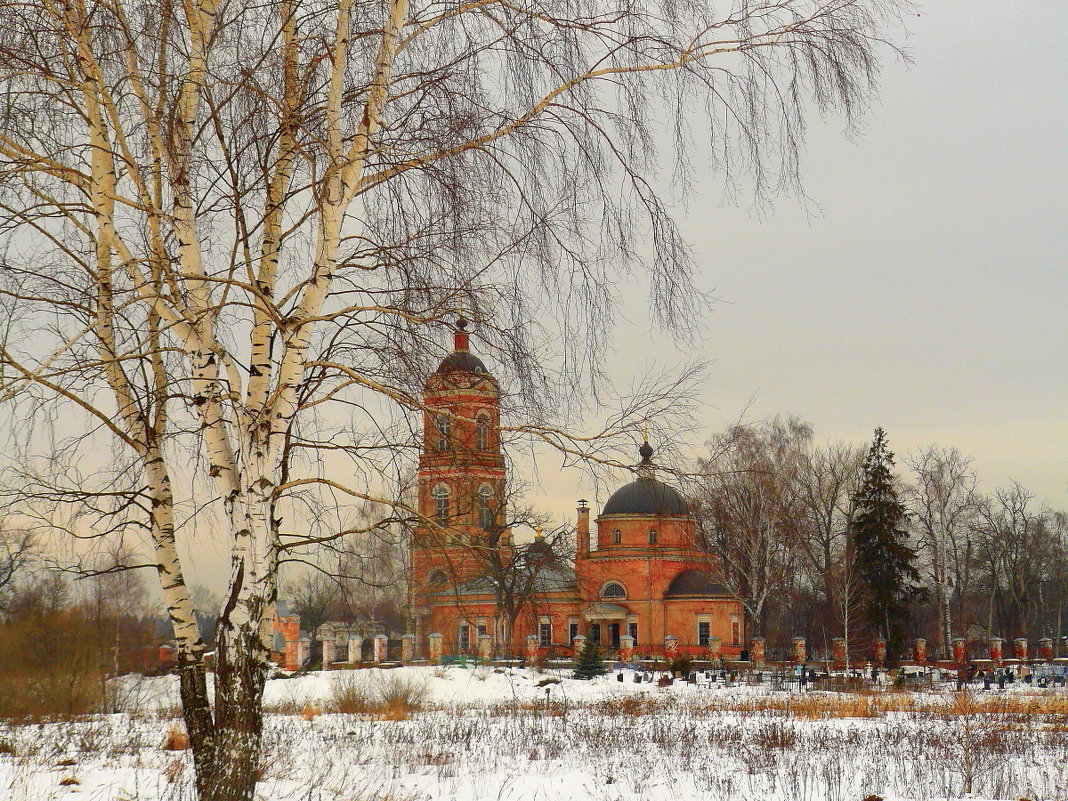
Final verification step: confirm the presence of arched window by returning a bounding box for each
[648,528,658,544]
[601,581,626,600]
[477,483,494,531]
[612,529,621,545]
[435,414,451,451]
[475,413,490,451]
[432,483,450,524]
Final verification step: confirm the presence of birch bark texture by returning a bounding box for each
[0,0,909,797]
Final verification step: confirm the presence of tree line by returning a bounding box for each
[695,417,1067,662]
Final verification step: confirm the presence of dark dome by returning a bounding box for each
[524,539,553,556]
[435,351,488,375]
[602,477,690,516]
[664,570,730,599]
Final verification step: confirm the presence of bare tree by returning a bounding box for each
[905,446,979,658]
[0,524,35,615]
[0,1,909,797]
[1046,512,1068,657]
[696,416,811,641]
[284,572,341,642]
[794,440,863,650]
[975,482,1060,641]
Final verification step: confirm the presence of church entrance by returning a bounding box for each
[609,623,621,649]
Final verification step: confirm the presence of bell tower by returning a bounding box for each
[411,318,507,599]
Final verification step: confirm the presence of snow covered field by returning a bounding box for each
[2,664,1066,801]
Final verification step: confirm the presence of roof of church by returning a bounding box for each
[664,569,731,599]
[435,350,489,375]
[435,316,490,375]
[452,562,577,595]
[602,477,690,516]
[602,441,691,516]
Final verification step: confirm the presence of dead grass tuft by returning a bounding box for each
[329,672,430,718]
[165,758,185,784]
[162,724,189,751]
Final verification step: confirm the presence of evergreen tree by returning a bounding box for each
[573,640,608,679]
[850,428,922,658]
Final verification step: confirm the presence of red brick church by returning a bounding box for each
[410,320,744,661]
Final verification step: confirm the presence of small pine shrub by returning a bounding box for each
[573,640,608,679]
[670,654,694,676]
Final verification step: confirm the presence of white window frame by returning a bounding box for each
[539,617,552,646]
[477,483,494,530]
[432,483,450,524]
[435,413,451,451]
[697,615,712,647]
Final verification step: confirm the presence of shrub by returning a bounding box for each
[573,640,608,679]
[670,654,694,676]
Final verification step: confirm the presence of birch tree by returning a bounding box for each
[905,446,979,658]
[696,416,810,638]
[0,0,909,797]
[795,440,862,643]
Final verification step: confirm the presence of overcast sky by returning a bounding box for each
[8,2,1064,588]
[523,0,1068,528]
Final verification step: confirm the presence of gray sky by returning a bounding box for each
[5,2,1064,586]
[525,0,1068,525]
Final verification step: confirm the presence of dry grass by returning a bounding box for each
[161,724,189,751]
[329,672,430,719]
[0,614,108,720]
[686,691,919,720]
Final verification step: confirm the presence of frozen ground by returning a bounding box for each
[2,664,1066,801]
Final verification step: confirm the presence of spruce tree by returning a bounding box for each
[573,639,608,679]
[850,428,922,659]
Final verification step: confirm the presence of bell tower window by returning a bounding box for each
[476,414,490,451]
[612,529,621,545]
[432,483,450,524]
[435,414,451,451]
[477,484,494,530]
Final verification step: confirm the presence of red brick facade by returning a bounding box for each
[411,323,744,660]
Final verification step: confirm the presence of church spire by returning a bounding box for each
[637,435,655,479]
[454,315,469,352]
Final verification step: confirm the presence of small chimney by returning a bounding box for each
[454,316,470,352]
[576,499,590,557]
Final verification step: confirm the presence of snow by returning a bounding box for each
[2,665,1066,801]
